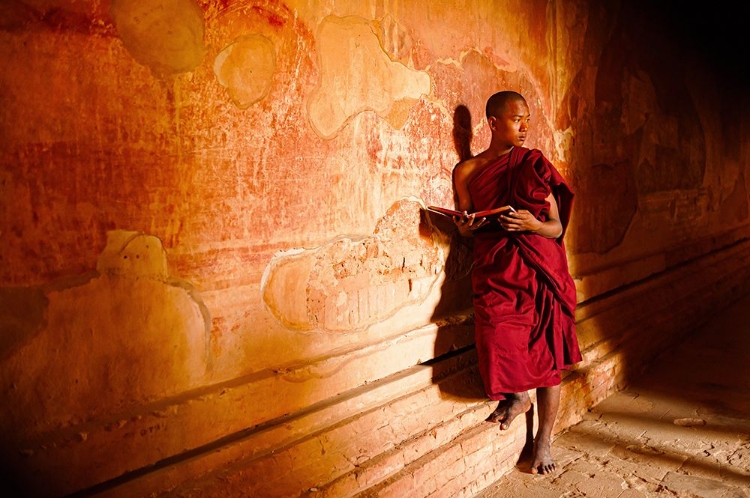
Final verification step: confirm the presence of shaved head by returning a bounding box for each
[486,91,526,119]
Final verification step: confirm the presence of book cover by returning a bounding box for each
[426,205,514,218]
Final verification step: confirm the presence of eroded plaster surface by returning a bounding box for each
[110,0,206,75]
[307,15,431,138]
[262,199,444,332]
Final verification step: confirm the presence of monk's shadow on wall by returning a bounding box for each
[425,105,487,401]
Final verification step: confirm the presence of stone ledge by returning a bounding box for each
[3,316,475,497]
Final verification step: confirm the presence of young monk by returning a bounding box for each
[452,91,581,475]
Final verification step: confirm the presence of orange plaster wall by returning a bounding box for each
[0,0,749,494]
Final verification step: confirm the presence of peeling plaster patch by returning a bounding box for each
[376,14,415,65]
[261,250,318,328]
[262,200,444,332]
[214,34,276,109]
[110,0,206,76]
[308,15,431,139]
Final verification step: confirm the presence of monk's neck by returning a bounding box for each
[487,144,514,159]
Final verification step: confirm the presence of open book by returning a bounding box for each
[427,205,515,218]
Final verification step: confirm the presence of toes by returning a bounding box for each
[530,461,556,475]
[486,412,505,423]
[499,411,521,429]
[538,463,556,475]
[487,405,510,424]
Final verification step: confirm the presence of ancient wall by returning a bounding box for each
[1,0,749,496]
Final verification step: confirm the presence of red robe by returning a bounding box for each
[468,146,581,400]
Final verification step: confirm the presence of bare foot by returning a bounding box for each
[530,438,556,475]
[486,392,531,430]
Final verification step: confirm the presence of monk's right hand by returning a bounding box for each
[454,212,487,236]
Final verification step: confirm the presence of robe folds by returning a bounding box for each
[469,146,581,400]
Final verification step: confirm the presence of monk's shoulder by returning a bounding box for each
[520,148,553,174]
[454,152,492,180]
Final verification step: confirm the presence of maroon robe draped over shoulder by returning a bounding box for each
[468,146,581,400]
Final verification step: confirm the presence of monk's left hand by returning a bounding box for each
[500,209,542,232]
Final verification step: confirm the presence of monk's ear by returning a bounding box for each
[488,116,496,130]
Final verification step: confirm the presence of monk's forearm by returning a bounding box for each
[531,219,563,239]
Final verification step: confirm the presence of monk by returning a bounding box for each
[452,91,581,475]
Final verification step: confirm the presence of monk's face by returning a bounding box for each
[488,98,530,149]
